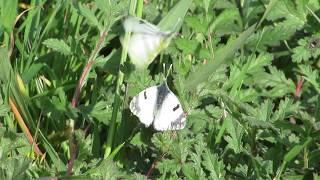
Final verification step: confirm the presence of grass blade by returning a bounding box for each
[185,24,256,90]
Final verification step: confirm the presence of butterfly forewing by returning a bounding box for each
[124,16,159,34]
[122,16,173,69]
[129,86,158,127]
[130,83,187,131]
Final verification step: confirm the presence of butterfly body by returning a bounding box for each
[130,83,186,131]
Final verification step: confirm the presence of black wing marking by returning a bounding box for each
[144,91,147,99]
[173,104,180,111]
[170,113,186,129]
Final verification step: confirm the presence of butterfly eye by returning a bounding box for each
[144,91,147,99]
[173,104,180,111]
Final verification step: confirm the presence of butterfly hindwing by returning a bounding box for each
[153,84,186,131]
[129,86,158,127]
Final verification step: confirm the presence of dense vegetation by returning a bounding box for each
[0,0,319,179]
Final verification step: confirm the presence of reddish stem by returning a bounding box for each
[67,30,108,176]
[146,160,157,177]
[146,153,166,178]
[71,60,94,107]
[295,76,304,99]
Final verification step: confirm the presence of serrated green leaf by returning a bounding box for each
[224,117,244,154]
[182,163,198,179]
[42,38,72,55]
[272,98,299,122]
[78,3,102,30]
[208,9,239,33]
[202,150,225,179]
[292,45,311,63]
[299,64,320,93]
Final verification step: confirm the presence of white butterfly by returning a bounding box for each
[122,16,174,69]
[130,82,186,131]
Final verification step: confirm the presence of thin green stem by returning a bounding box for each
[104,35,128,158]
[104,0,143,158]
[307,5,320,24]
[136,0,144,18]
[275,162,286,180]
[304,147,308,169]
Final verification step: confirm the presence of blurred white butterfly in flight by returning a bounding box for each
[122,16,175,69]
[130,82,186,131]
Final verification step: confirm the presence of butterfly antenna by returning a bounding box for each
[173,18,182,33]
[165,64,173,79]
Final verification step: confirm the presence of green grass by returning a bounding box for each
[0,0,320,179]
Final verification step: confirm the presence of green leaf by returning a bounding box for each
[157,0,193,32]
[182,163,198,179]
[299,64,320,93]
[185,16,208,33]
[258,0,278,27]
[42,38,72,55]
[272,98,299,122]
[224,117,244,154]
[175,38,200,54]
[0,0,17,33]
[284,137,312,162]
[21,63,45,84]
[224,53,273,91]
[0,102,9,117]
[292,39,311,62]
[84,159,126,178]
[79,101,113,125]
[77,3,102,30]
[185,24,256,89]
[202,150,225,179]
[208,9,239,33]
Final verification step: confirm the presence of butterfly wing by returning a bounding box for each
[127,33,163,68]
[153,84,187,131]
[129,86,158,127]
[123,16,162,35]
[122,16,173,69]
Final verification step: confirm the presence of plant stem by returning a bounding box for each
[104,34,129,158]
[71,31,108,107]
[104,0,143,158]
[274,162,286,180]
[303,147,308,169]
[136,0,143,17]
[67,30,109,175]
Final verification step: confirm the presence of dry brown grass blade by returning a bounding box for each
[9,97,43,156]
